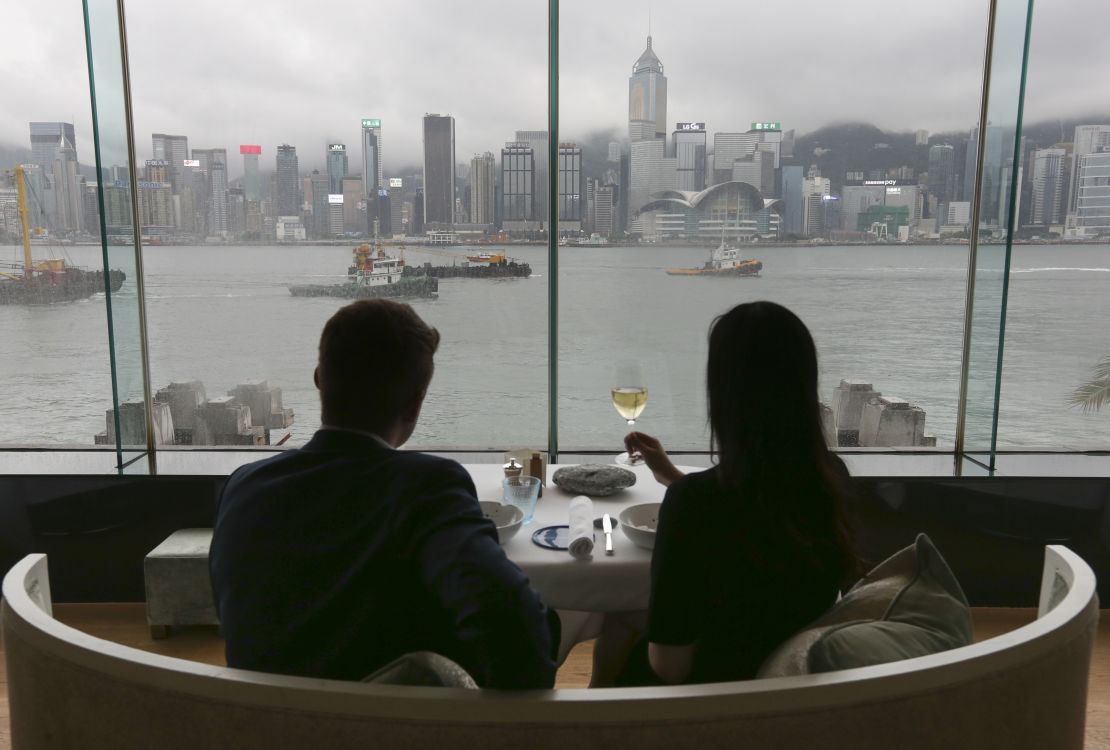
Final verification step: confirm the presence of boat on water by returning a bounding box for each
[665,241,763,277]
[562,233,610,247]
[288,242,437,299]
[1,165,126,305]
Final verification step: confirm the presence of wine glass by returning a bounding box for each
[612,385,648,466]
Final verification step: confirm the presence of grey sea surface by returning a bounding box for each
[1,242,1108,452]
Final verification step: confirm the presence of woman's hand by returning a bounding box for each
[625,431,684,487]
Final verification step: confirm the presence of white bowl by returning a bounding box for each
[479,501,524,545]
[618,502,661,550]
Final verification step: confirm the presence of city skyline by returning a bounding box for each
[3,0,1108,169]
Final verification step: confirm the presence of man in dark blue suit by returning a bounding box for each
[210,299,558,689]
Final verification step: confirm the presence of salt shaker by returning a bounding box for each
[503,457,524,479]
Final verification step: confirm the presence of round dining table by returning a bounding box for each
[464,463,699,614]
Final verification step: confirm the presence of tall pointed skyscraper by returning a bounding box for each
[628,36,667,142]
[627,36,673,233]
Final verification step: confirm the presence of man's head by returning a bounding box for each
[316,299,440,445]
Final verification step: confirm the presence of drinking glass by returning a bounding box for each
[502,475,542,525]
[612,361,648,463]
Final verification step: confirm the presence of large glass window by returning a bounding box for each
[121,0,549,451]
[994,0,1110,451]
[558,0,983,454]
[3,0,1107,470]
[1,0,115,448]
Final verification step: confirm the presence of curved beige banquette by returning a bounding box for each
[1,548,1098,750]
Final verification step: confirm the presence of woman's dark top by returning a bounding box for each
[619,467,845,686]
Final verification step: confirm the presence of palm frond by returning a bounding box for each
[1070,356,1110,413]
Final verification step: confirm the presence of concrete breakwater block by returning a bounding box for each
[859,396,926,447]
[144,528,218,639]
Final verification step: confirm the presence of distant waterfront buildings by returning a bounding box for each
[422,114,455,227]
[1067,126,1110,217]
[326,144,348,195]
[275,145,300,218]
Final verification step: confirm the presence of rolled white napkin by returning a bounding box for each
[568,495,594,560]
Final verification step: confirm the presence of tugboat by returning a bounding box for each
[0,165,126,305]
[665,239,762,277]
[288,242,438,299]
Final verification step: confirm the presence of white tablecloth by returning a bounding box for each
[465,463,682,613]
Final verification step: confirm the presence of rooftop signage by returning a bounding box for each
[389,177,403,188]
[328,194,344,204]
[751,122,782,131]
[362,119,382,128]
[240,145,262,155]
[864,179,899,186]
[183,159,200,167]
[329,144,346,151]
[676,122,706,131]
[145,159,168,167]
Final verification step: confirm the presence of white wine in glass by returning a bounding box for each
[612,386,648,466]
[611,386,648,425]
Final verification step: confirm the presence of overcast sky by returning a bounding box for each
[2,0,1107,177]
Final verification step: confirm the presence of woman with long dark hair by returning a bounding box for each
[599,300,857,686]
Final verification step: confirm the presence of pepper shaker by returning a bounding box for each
[503,457,524,479]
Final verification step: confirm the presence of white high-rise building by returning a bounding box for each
[1068,125,1110,215]
[1031,148,1067,226]
[1073,150,1110,238]
[629,139,676,233]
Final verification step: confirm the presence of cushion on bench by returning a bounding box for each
[758,533,972,677]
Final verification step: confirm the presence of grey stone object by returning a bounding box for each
[144,528,218,639]
[194,397,265,446]
[859,396,927,447]
[154,381,207,445]
[94,399,174,447]
[551,464,637,496]
[229,380,295,431]
[832,380,880,448]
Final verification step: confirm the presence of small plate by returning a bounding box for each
[531,525,596,550]
[592,516,619,530]
[532,525,571,550]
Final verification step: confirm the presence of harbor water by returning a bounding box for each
[1,242,1108,452]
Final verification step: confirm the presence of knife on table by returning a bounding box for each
[602,513,614,556]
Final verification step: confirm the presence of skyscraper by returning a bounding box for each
[192,148,229,236]
[275,145,301,217]
[469,152,496,226]
[327,144,348,195]
[927,144,957,207]
[782,166,804,235]
[515,130,549,224]
[422,115,455,226]
[240,145,262,202]
[361,119,383,196]
[628,36,667,141]
[501,142,535,226]
[1067,125,1110,216]
[30,122,77,172]
[712,132,760,185]
[626,36,670,230]
[152,133,189,194]
[1073,150,1110,237]
[1031,148,1067,226]
[558,143,583,230]
[594,184,616,237]
[673,125,707,191]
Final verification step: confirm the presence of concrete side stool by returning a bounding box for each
[144,528,219,639]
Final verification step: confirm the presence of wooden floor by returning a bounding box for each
[1,606,1109,748]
